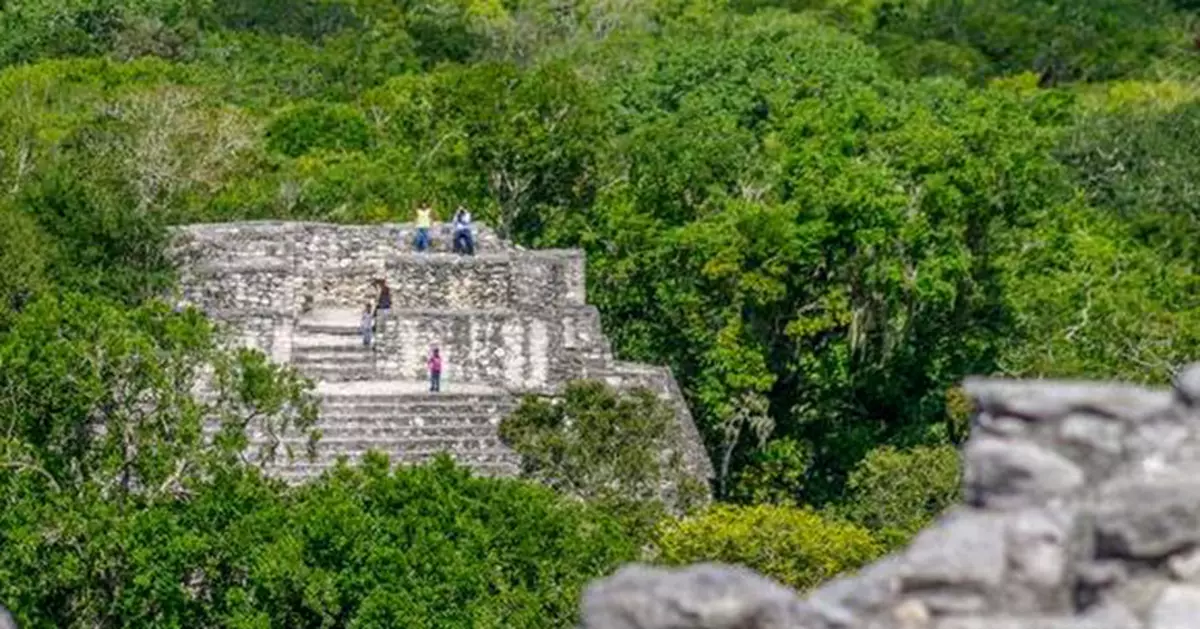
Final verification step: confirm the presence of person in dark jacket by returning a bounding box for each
[372,279,392,336]
[452,206,475,255]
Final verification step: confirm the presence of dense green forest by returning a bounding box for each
[2,0,1200,625]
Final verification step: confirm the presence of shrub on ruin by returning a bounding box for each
[652,504,882,592]
[499,379,708,539]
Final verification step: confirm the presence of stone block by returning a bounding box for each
[962,378,1174,423]
[580,564,820,629]
[1150,584,1200,629]
[902,509,1007,597]
[964,437,1085,509]
[1093,474,1200,560]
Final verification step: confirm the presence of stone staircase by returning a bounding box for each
[172,221,713,485]
[267,383,519,483]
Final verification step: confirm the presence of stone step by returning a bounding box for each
[292,349,376,362]
[292,333,367,349]
[313,424,500,439]
[265,459,521,483]
[315,379,505,397]
[319,397,512,410]
[208,419,499,436]
[270,435,507,450]
[259,447,519,466]
[320,392,511,405]
[295,323,361,336]
[294,358,378,371]
[319,406,512,419]
[314,408,506,422]
[298,366,379,382]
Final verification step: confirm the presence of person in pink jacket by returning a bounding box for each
[428,347,442,392]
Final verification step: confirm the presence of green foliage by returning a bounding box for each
[654,504,882,591]
[874,0,1186,84]
[0,457,637,628]
[2,0,1200,616]
[729,437,812,505]
[499,380,707,537]
[840,445,962,549]
[0,294,318,496]
[0,0,208,68]
[211,0,360,41]
[265,102,373,157]
[0,205,47,327]
[1059,102,1200,262]
[13,167,174,303]
[362,61,611,238]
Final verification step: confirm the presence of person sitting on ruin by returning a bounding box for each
[372,279,392,336]
[428,347,442,392]
[452,205,475,255]
[414,202,433,252]
[359,302,375,349]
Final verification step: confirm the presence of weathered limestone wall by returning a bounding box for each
[373,310,558,390]
[174,222,583,316]
[581,365,1200,629]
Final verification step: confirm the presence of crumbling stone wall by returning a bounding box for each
[171,221,714,484]
[173,222,581,316]
[581,365,1200,629]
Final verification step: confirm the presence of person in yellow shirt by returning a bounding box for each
[414,202,433,252]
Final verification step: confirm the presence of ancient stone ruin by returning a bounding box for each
[171,221,712,484]
[581,364,1200,629]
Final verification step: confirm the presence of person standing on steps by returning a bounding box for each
[372,279,392,337]
[414,202,433,252]
[428,347,442,392]
[359,302,375,349]
[452,205,475,255]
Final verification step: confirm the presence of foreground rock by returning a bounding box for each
[0,604,16,629]
[581,363,1200,629]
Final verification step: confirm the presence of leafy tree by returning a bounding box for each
[1058,101,1200,262]
[838,444,962,549]
[0,294,318,498]
[0,456,637,628]
[362,60,611,239]
[499,380,707,537]
[728,437,812,506]
[0,205,46,327]
[265,102,373,157]
[653,503,882,591]
[875,0,1184,84]
[12,168,174,305]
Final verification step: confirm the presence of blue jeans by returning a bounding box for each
[453,230,474,255]
[430,371,441,392]
[414,227,430,252]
